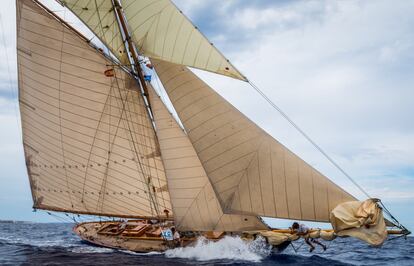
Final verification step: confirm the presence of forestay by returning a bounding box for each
[152,59,356,222]
[59,0,246,81]
[148,84,268,231]
[17,0,172,219]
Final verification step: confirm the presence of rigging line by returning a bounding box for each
[123,85,161,216]
[0,13,21,139]
[247,80,407,227]
[247,80,371,199]
[83,0,124,209]
[96,83,114,213]
[112,69,160,217]
[94,77,140,213]
[45,211,73,223]
[145,82,174,212]
[131,88,166,212]
[110,1,164,218]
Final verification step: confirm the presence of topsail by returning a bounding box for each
[59,0,246,80]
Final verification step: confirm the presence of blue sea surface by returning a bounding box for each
[0,222,412,265]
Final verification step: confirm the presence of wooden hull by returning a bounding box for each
[73,221,290,253]
[73,221,175,252]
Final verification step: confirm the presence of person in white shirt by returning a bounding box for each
[171,227,182,247]
[143,62,153,82]
[291,222,326,252]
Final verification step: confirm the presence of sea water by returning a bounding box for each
[0,222,412,265]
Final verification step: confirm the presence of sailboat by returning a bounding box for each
[17,0,410,253]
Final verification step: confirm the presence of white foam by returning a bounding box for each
[0,235,75,248]
[70,246,114,253]
[165,235,271,262]
[121,250,163,256]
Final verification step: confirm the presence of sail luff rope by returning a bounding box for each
[246,80,405,228]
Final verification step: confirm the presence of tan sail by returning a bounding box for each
[148,84,267,231]
[58,0,126,63]
[331,199,387,246]
[59,0,246,81]
[152,58,356,222]
[17,0,172,219]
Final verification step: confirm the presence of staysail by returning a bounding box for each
[152,59,356,222]
[17,0,172,219]
[148,84,267,231]
[59,0,246,81]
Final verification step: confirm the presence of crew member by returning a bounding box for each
[291,222,326,252]
[143,62,153,82]
[171,227,182,247]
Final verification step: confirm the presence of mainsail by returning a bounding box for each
[58,0,246,81]
[152,59,356,222]
[148,84,267,231]
[17,0,172,219]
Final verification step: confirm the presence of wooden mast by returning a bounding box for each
[112,0,152,111]
[112,0,164,219]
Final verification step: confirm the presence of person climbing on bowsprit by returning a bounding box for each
[291,222,326,252]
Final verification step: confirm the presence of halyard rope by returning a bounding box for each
[247,80,405,229]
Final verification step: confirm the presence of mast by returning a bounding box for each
[112,0,167,219]
[112,0,151,111]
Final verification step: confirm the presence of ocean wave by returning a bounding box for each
[120,250,163,256]
[70,245,114,254]
[1,223,413,265]
[165,235,272,262]
[0,235,77,249]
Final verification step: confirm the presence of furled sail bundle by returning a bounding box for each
[58,0,246,80]
[148,84,267,231]
[331,199,387,246]
[17,0,172,219]
[152,58,356,222]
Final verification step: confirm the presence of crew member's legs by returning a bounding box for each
[311,239,327,251]
[305,237,315,252]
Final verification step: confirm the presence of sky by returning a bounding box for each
[0,0,413,230]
